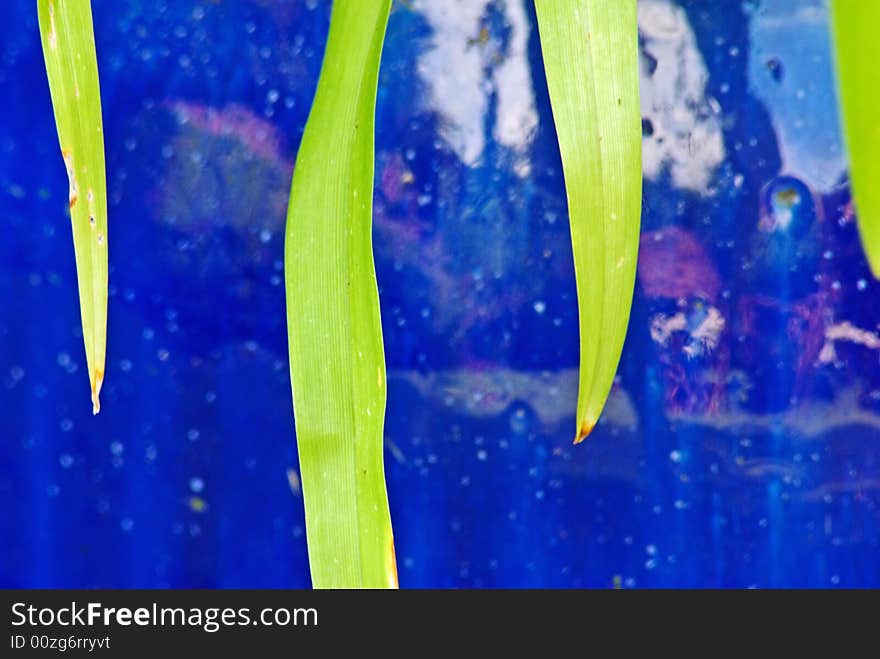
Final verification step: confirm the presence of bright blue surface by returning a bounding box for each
[1,0,878,588]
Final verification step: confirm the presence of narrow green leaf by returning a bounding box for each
[535,0,642,443]
[38,0,108,413]
[284,0,396,588]
[830,1,880,278]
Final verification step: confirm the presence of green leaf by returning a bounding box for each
[284,0,396,588]
[535,0,642,443]
[830,1,880,278]
[38,0,108,414]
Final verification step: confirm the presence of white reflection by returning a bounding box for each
[391,368,638,432]
[415,0,537,168]
[639,0,725,191]
[748,0,844,192]
[819,321,880,364]
[650,307,726,359]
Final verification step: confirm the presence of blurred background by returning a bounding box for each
[1,0,878,588]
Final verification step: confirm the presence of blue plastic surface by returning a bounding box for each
[0,0,878,588]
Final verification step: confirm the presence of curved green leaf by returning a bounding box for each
[535,0,642,443]
[38,0,108,414]
[284,0,396,588]
[830,0,880,278]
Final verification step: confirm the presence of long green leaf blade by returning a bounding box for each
[38,0,108,413]
[830,1,880,278]
[535,0,641,443]
[284,0,396,588]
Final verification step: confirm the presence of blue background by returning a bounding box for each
[1,0,878,588]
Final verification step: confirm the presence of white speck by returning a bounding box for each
[189,477,205,493]
[533,301,546,314]
[48,3,57,49]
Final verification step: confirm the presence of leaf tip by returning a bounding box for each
[573,418,595,445]
[91,369,104,415]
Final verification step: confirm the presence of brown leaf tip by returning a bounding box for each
[573,419,595,445]
[91,369,104,416]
